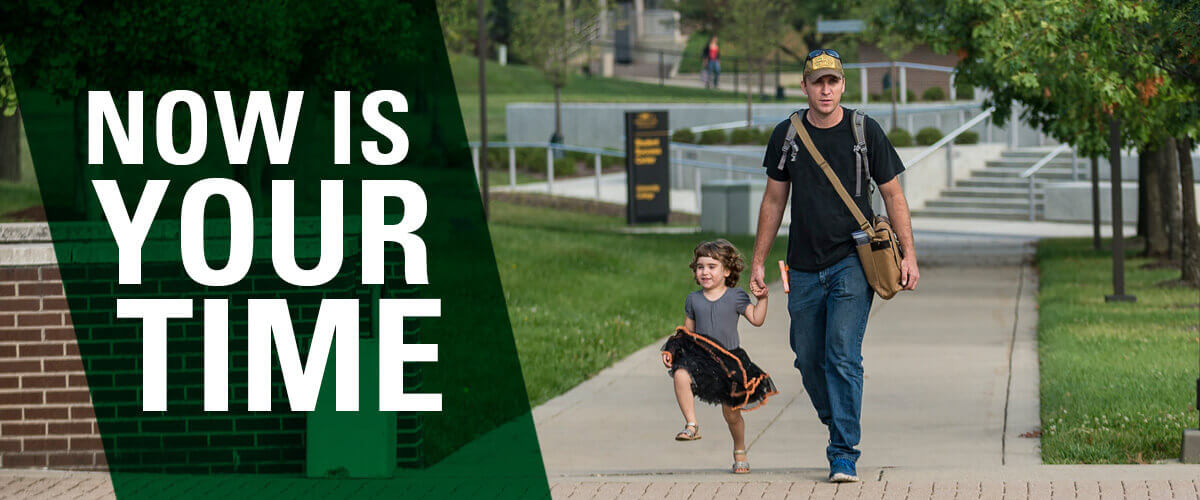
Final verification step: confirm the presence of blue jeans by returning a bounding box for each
[706,60,720,88]
[786,253,873,464]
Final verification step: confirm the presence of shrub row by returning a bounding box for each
[672,127,773,145]
[484,147,624,177]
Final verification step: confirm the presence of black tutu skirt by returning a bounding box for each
[661,326,778,411]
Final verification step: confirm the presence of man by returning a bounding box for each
[748,49,919,483]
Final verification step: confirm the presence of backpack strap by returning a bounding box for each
[789,111,875,237]
[776,114,800,171]
[851,109,870,197]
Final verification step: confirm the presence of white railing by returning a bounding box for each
[1017,143,1073,221]
[902,107,997,196]
[469,141,760,213]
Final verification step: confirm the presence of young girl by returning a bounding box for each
[661,239,777,474]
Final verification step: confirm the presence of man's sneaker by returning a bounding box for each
[828,458,859,483]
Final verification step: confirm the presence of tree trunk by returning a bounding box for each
[1179,137,1200,286]
[1138,148,1148,237]
[1142,143,1168,257]
[758,65,764,100]
[0,108,19,182]
[553,85,562,140]
[1161,137,1182,261]
[746,78,752,128]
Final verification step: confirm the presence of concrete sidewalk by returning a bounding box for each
[533,257,1041,477]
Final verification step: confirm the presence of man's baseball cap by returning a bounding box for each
[804,49,844,82]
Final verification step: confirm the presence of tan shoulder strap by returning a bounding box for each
[788,111,875,237]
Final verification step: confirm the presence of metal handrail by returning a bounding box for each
[1016,143,1073,221]
[1018,143,1072,179]
[904,107,996,168]
[468,140,760,212]
[670,142,761,159]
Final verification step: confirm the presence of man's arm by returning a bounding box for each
[877,178,919,290]
[750,178,789,294]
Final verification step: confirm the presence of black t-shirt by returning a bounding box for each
[762,107,904,272]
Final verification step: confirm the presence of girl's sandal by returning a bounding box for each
[674,423,700,441]
[731,450,750,474]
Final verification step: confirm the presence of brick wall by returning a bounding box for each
[0,265,106,470]
[0,231,423,473]
[0,262,106,470]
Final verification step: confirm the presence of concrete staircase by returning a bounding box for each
[912,148,1084,220]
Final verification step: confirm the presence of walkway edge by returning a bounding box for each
[1004,259,1042,465]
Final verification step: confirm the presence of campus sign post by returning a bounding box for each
[624,111,670,224]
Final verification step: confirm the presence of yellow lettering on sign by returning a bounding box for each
[635,184,660,200]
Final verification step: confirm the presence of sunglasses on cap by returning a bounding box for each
[806,49,841,61]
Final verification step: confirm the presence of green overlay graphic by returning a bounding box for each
[4,1,547,497]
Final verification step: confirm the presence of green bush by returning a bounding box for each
[915,127,943,146]
[906,89,917,102]
[756,127,774,144]
[921,86,945,102]
[698,129,727,145]
[954,84,975,100]
[518,148,544,171]
[729,128,759,144]
[671,129,696,143]
[954,130,980,145]
[888,128,913,147]
[869,93,883,102]
[553,156,578,176]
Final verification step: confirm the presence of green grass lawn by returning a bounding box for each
[488,201,787,406]
[449,53,792,142]
[1037,238,1199,463]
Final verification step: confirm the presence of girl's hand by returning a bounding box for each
[751,282,768,299]
[661,352,673,369]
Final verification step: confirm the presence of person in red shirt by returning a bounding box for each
[701,36,721,89]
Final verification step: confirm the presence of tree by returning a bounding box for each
[510,0,597,143]
[723,0,790,127]
[885,0,1200,283]
[438,0,489,54]
[0,44,18,182]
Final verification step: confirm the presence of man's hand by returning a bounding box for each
[750,262,767,297]
[900,256,920,291]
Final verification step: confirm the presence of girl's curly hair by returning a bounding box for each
[689,239,745,288]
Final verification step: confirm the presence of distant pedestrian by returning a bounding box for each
[661,239,777,474]
[702,36,721,89]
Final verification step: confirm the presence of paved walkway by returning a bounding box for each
[533,245,1040,477]
[532,232,1200,498]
